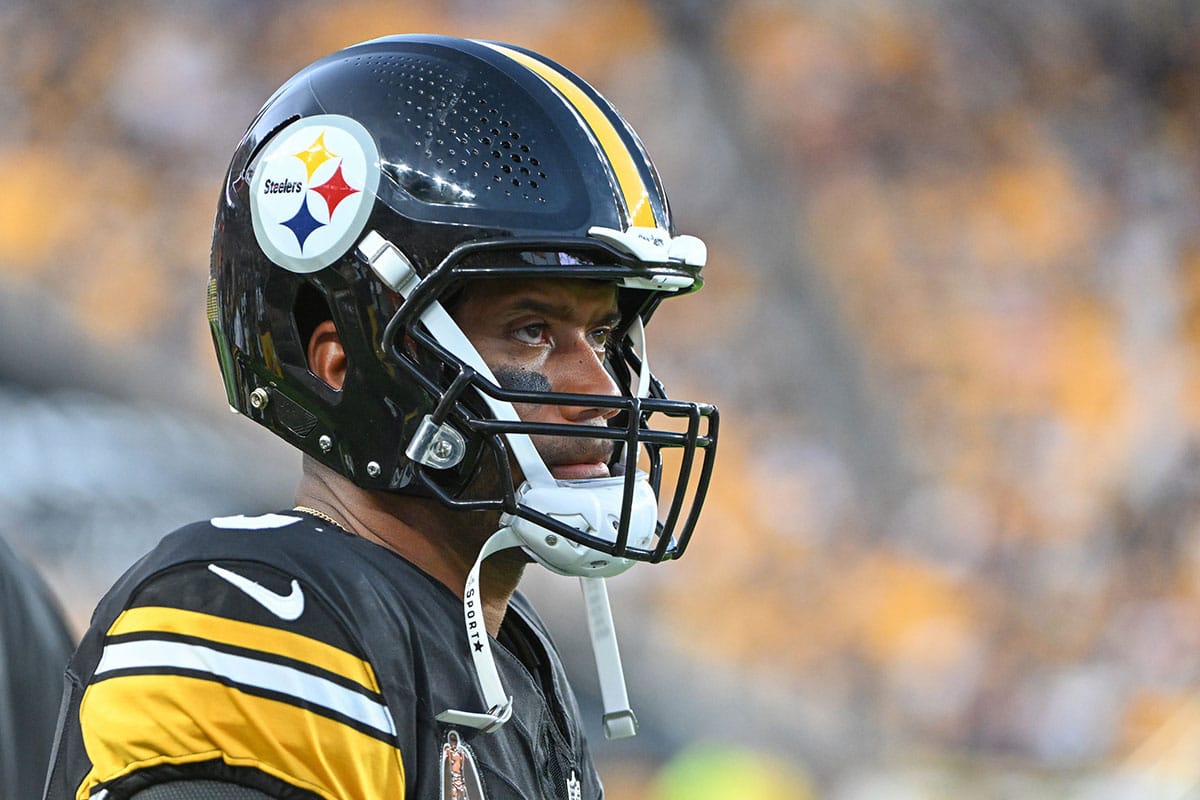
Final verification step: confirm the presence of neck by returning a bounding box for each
[295,457,525,636]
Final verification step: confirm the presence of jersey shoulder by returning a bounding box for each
[64,511,408,800]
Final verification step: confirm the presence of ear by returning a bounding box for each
[307,320,347,390]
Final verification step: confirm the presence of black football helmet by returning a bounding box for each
[208,34,718,574]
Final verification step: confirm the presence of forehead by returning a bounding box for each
[452,277,619,313]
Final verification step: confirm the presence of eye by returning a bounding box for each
[590,326,613,351]
[512,322,548,345]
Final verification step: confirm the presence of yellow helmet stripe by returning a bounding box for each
[481,42,658,229]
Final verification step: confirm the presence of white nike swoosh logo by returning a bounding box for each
[207,563,305,621]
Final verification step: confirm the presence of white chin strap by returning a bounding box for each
[432,527,638,738]
[358,231,649,737]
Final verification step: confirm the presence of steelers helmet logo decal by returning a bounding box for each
[250,114,380,273]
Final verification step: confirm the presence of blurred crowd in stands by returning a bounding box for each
[2,0,1199,796]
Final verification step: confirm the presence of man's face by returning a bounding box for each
[451,277,623,481]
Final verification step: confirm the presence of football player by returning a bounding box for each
[0,534,74,800]
[44,34,717,800]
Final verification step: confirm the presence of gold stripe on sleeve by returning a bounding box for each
[107,606,381,693]
[76,674,405,800]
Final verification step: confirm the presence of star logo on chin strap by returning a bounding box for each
[473,641,484,652]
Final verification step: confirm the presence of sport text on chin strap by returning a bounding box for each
[357,230,642,738]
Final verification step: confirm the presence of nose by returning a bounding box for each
[556,337,621,423]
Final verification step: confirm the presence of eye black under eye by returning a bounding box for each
[494,367,552,392]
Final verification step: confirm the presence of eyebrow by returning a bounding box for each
[505,298,622,326]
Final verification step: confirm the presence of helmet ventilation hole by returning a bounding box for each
[362,54,551,204]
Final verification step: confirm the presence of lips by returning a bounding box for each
[539,437,615,481]
[550,462,612,480]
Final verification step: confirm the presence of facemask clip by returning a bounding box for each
[405,416,467,469]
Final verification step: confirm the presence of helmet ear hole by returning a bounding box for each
[295,282,333,353]
[295,284,345,389]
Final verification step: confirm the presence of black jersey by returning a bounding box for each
[44,511,604,800]
[0,533,75,800]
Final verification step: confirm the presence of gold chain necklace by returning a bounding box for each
[293,505,348,532]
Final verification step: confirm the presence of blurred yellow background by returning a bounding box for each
[3,0,1200,797]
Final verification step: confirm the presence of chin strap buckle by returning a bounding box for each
[602,709,638,740]
[435,702,513,734]
[358,230,420,295]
